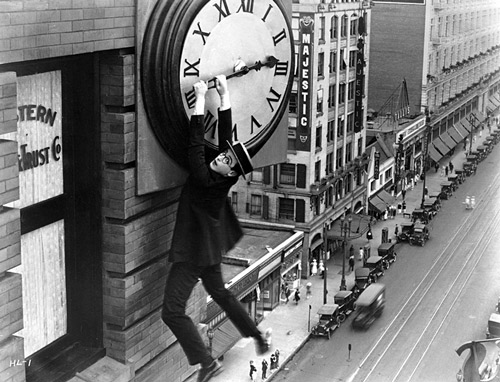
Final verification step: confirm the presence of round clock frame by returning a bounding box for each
[141,0,294,169]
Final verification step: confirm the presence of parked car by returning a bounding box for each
[412,208,431,224]
[351,283,386,330]
[353,267,372,296]
[311,304,342,339]
[334,290,356,321]
[422,196,440,217]
[377,242,397,267]
[409,222,430,247]
[364,256,386,280]
[487,312,500,339]
[440,181,454,200]
[397,222,414,243]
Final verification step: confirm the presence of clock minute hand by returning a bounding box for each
[207,56,279,88]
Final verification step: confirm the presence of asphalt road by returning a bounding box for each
[273,147,500,382]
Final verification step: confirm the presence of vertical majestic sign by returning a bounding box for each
[354,37,365,133]
[296,14,314,151]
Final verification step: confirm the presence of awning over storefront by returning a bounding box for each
[369,198,385,214]
[461,118,474,132]
[440,132,457,149]
[455,122,470,137]
[327,213,373,240]
[432,138,450,155]
[376,189,394,205]
[428,144,443,163]
[448,126,465,143]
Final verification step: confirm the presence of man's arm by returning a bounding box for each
[215,75,232,152]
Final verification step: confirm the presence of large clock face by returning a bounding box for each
[141,0,294,168]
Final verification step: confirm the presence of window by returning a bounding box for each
[349,50,356,68]
[348,81,355,101]
[251,168,263,183]
[316,124,322,150]
[385,168,393,180]
[327,120,335,142]
[326,152,334,174]
[280,163,295,185]
[289,92,297,114]
[250,194,262,215]
[336,147,343,168]
[345,142,352,163]
[340,49,347,71]
[231,191,238,212]
[318,52,324,77]
[339,83,346,104]
[330,16,338,39]
[341,15,348,38]
[357,137,363,157]
[319,16,325,42]
[350,17,358,36]
[329,51,336,73]
[370,180,376,191]
[317,88,324,114]
[278,198,295,220]
[314,160,321,182]
[337,116,344,138]
[328,83,335,108]
[346,113,354,133]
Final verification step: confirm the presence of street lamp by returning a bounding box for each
[207,328,214,357]
[340,215,352,291]
[322,223,328,304]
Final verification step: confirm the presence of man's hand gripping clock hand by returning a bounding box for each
[193,80,208,116]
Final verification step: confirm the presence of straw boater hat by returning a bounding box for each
[226,140,253,179]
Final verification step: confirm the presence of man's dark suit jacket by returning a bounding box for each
[169,109,244,266]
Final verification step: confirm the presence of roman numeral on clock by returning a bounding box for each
[273,29,287,46]
[267,87,282,112]
[204,110,218,140]
[183,58,200,77]
[251,115,262,134]
[237,0,254,13]
[274,61,289,76]
[193,22,210,45]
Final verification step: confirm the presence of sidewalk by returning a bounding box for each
[191,127,491,382]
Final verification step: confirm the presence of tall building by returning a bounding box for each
[369,0,500,166]
[232,0,373,276]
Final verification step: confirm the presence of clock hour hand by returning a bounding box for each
[207,56,279,89]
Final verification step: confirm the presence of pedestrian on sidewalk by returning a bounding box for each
[310,259,318,276]
[275,349,280,368]
[249,361,257,381]
[359,247,364,262]
[349,244,354,259]
[402,188,406,200]
[402,201,407,215]
[434,162,439,172]
[294,289,301,304]
[162,76,272,382]
[306,282,312,299]
[445,165,449,176]
[261,359,268,380]
[394,224,399,238]
[318,260,325,279]
[349,254,355,271]
[284,285,291,304]
[270,352,277,370]
[449,161,454,173]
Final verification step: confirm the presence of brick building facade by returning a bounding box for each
[0,1,210,382]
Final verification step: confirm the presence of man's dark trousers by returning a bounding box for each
[162,262,260,365]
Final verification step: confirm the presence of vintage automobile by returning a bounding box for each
[311,304,342,339]
[486,312,500,339]
[447,174,459,191]
[353,267,372,295]
[412,208,431,224]
[463,162,476,176]
[440,181,454,200]
[334,290,356,321]
[396,222,414,243]
[377,242,397,267]
[351,283,386,330]
[364,255,386,280]
[476,145,488,160]
[455,169,466,184]
[408,222,430,246]
[466,154,478,166]
[422,197,440,217]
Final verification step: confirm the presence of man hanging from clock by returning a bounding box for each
[162,74,272,382]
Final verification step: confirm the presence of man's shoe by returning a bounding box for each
[197,360,223,382]
[255,328,272,355]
